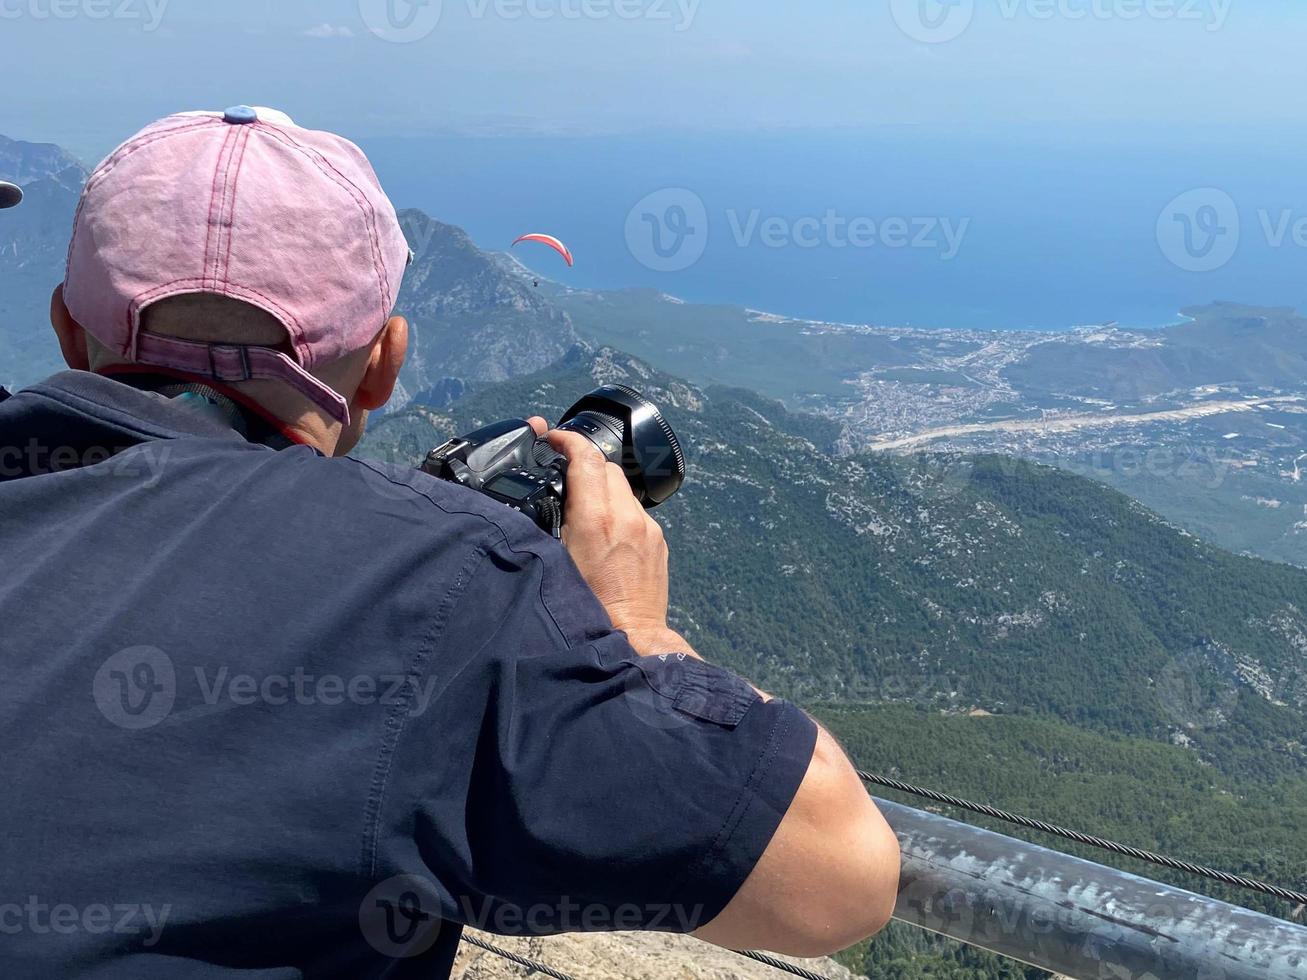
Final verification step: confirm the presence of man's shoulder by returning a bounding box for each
[328,455,610,645]
[306,452,559,560]
[187,446,601,635]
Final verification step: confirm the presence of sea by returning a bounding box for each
[360,124,1307,332]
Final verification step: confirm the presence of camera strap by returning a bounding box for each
[537,496,564,539]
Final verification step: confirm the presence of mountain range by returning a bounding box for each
[0,135,87,392]
[0,134,83,186]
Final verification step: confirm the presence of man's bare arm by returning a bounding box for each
[693,724,900,957]
[545,425,902,958]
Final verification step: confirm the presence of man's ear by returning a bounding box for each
[354,315,409,412]
[50,284,91,372]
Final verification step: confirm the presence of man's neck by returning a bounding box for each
[96,367,331,452]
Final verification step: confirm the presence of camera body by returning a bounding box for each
[423,417,570,534]
[422,384,685,537]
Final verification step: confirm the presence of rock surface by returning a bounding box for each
[452,929,863,980]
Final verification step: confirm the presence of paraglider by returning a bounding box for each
[512,234,574,286]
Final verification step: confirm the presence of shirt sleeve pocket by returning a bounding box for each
[634,653,760,729]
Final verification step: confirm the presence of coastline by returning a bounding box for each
[500,252,1217,339]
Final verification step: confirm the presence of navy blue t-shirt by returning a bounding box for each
[0,372,817,979]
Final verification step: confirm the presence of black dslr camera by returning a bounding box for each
[422,384,686,536]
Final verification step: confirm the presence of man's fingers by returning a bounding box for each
[527,416,549,437]
[545,428,606,466]
[546,429,611,522]
[604,461,657,534]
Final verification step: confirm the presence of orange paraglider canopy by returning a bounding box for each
[512,233,574,267]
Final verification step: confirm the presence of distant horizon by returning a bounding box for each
[15,119,1307,180]
[6,121,1305,335]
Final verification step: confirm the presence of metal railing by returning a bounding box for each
[883,799,1307,980]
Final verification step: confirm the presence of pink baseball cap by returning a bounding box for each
[63,106,412,426]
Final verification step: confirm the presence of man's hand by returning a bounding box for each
[534,419,688,656]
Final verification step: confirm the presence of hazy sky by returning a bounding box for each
[3,0,1304,160]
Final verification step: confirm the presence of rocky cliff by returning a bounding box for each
[451,930,861,980]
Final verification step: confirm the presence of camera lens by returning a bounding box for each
[0,182,23,210]
[556,385,686,508]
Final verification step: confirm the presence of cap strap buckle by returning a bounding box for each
[131,330,351,427]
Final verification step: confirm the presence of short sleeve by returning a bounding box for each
[383,532,818,937]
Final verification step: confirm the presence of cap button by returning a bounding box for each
[222,106,259,125]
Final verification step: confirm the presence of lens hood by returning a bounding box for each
[559,385,686,507]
